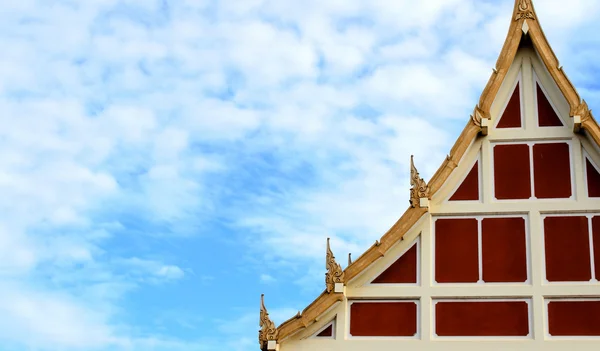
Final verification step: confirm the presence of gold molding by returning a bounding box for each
[259,294,278,348]
[272,0,600,342]
[410,155,430,208]
[325,238,345,293]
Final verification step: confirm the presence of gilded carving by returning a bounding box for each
[471,105,490,135]
[259,294,278,348]
[470,105,483,126]
[446,155,458,170]
[574,100,592,122]
[410,155,430,208]
[515,0,535,21]
[573,100,593,133]
[325,238,345,293]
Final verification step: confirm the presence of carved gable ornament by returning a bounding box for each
[410,155,430,208]
[325,238,345,293]
[515,0,535,21]
[259,294,278,349]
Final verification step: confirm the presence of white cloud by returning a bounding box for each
[0,283,115,349]
[117,258,186,281]
[156,265,185,280]
[260,274,276,283]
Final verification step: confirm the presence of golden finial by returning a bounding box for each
[325,238,345,293]
[410,155,430,208]
[259,294,278,348]
[515,0,535,21]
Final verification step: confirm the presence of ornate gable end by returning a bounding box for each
[262,1,600,350]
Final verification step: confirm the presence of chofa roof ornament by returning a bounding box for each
[410,155,430,208]
[259,294,278,350]
[325,238,345,293]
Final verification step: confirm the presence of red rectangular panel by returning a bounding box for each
[482,217,528,282]
[494,144,531,200]
[435,218,479,283]
[436,301,529,336]
[533,143,572,198]
[350,302,417,337]
[548,300,600,336]
[587,158,600,197]
[543,216,591,282]
[593,217,600,279]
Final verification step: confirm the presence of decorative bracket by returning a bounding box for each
[573,100,592,133]
[515,0,535,21]
[259,294,279,350]
[325,238,345,294]
[410,155,430,208]
[471,105,490,136]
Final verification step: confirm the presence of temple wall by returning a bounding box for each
[278,47,600,351]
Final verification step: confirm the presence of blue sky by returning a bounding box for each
[0,0,599,350]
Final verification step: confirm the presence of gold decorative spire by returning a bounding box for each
[410,155,430,208]
[515,0,535,21]
[259,294,278,348]
[325,238,345,293]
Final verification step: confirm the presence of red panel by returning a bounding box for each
[449,161,479,201]
[436,301,529,336]
[494,144,531,200]
[533,143,572,199]
[544,216,591,282]
[586,158,600,197]
[316,323,333,337]
[372,243,417,284]
[497,83,522,128]
[435,218,479,283]
[350,302,417,337]
[537,84,564,127]
[482,217,527,283]
[548,300,600,336]
[593,217,600,279]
